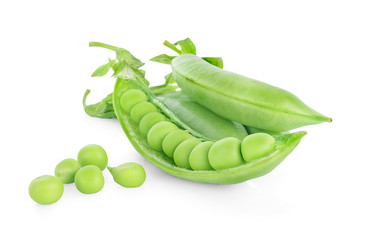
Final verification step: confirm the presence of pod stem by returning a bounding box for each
[107,166,114,174]
[89,42,119,52]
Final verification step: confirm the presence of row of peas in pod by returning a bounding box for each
[121,89,277,170]
[29,144,146,205]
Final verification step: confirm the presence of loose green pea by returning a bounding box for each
[74,165,104,194]
[162,129,193,158]
[139,112,167,136]
[54,158,80,184]
[241,133,276,162]
[189,141,214,171]
[130,101,158,123]
[208,137,244,170]
[107,162,146,188]
[174,138,201,169]
[29,175,64,205]
[147,121,178,151]
[120,89,148,113]
[77,144,108,170]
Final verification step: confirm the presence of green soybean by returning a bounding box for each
[139,112,167,136]
[162,129,193,157]
[173,138,201,169]
[189,141,214,171]
[147,121,178,151]
[108,162,146,188]
[208,137,244,170]
[29,175,64,205]
[74,165,105,194]
[130,102,158,123]
[77,144,108,170]
[54,158,81,184]
[241,133,276,162]
[120,89,148,113]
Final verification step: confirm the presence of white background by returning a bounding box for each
[1,0,372,239]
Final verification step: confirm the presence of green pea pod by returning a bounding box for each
[157,91,248,140]
[171,54,332,132]
[113,78,306,184]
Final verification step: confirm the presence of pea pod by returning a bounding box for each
[157,91,248,140]
[171,54,331,132]
[113,78,306,184]
[86,41,307,184]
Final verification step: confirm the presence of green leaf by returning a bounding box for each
[150,54,176,65]
[164,72,176,84]
[202,57,224,69]
[83,90,116,119]
[91,59,116,77]
[116,49,144,69]
[175,38,197,54]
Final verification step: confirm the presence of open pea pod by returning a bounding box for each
[113,78,306,184]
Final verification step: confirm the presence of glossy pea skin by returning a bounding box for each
[189,141,214,171]
[54,158,81,184]
[108,162,146,188]
[147,121,178,151]
[29,175,64,204]
[162,129,193,158]
[130,102,158,123]
[139,112,167,136]
[77,144,108,170]
[241,133,276,162]
[120,89,148,113]
[208,137,244,170]
[74,165,104,194]
[173,138,201,169]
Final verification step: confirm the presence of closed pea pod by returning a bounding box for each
[173,138,201,169]
[130,101,158,123]
[171,54,331,132]
[139,112,167,136]
[147,121,178,151]
[120,89,148,113]
[241,133,276,162]
[162,129,193,157]
[208,137,244,170]
[189,141,214,171]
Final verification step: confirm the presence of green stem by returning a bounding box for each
[163,40,182,54]
[89,42,119,52]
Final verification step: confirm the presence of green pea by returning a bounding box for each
[241,133,276,162]
[147,121,178,151]
[120,89,148,113]
[162,129,193,158]
[77,144,108,170]
[29,175,64,205]
[189,141,214,171]
[139,112,167,136]
[107,162,146,188]
[54,158,81,184]
[130,102,158,123]
[208,137,244,170]
[74,165,104,194]
[174,138,201,169]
